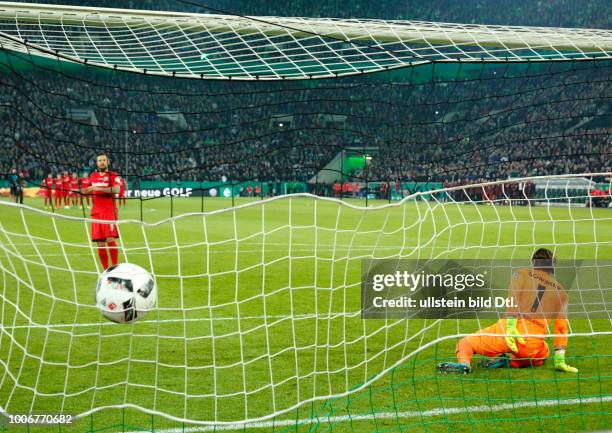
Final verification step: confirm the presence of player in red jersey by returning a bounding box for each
[333,180,341,198]
[84,152,121,270]
[54,174,63,208]
[118,176,127,207]
[70,172,80,207]
[41,173,53,208]
[80,172,91,209]
[62,171,72,209]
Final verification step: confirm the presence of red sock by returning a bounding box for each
[98,246,109,269]
[108,241,119,266]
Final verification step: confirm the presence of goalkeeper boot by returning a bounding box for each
[478,354,510,369]
[437,362,471,374]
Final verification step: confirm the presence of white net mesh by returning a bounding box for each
[0,2,611,79]
[0,174,609,426]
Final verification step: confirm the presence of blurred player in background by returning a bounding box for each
[84,152,121,270]
[8,169,18,202]
[342,180,351,198]
[80,172,91,209]
[70,172,80,208]
[119,176,127,207]
[41,172,53,208]
[437,248,578,374]
[9,170,25,204]
[333,180,341,198]
[54,174,63,208]
[62,171,71,209]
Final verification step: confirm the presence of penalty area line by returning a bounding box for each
[125,395,612,432]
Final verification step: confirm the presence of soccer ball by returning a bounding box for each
[95,263,157,323]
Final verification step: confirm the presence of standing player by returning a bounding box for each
[41,173,53,209]
[84,152,121,270]
[14,171,25,204]
[62,171,72,209]
[8,169,18,202]
[70,172,80,208]
[437,248,578,374]
[333,180,341,198]
[118,176,127,207]
[80,172,91,209]
[54,173,63,208]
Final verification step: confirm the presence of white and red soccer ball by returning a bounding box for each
[95,263,157,323]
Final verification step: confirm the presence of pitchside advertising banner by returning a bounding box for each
[125,187,236,198]
[361,259,610,319]
[124,180,308,198]
[126,187,198,198]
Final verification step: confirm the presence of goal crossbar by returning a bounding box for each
[0,2,611,79]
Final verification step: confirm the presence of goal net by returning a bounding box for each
[0,176,610,431]
[0,3,610,432]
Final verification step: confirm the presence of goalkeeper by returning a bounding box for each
[438,248,578,374]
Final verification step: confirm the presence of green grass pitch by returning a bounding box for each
[0,195,610,433]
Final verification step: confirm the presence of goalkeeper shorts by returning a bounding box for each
[456,319,549,368]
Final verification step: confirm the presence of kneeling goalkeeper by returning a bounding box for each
[438,248,578,374]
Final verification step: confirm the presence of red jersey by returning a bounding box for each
[70,178,79,191]
[119,177,127,197]
[41,178,51,196]
[42,177,52,190]
[80,177,91,189]
[90,170,121,217]
[62,176,71,191]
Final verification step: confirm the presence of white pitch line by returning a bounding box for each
[10,245,420,258]
[0,312,360,329]
[124,395,612,432]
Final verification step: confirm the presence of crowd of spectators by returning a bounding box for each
[10,0,611,29]
[0,59,609,187]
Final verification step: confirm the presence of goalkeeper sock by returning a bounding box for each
[478,354,510,369]
[108,241,119,266]
[97,246,109,269]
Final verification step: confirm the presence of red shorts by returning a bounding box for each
[91,211,119,242]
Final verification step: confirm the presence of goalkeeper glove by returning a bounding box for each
[505,317,525,353]
[554,350,578,373]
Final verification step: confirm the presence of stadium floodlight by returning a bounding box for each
[0,2,609,79]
